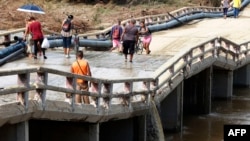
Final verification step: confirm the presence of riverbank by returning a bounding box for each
[0,0,202,33]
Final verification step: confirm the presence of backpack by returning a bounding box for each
[62,19,71,32]
[112,25,120,39]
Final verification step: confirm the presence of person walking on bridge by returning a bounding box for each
[24,16,47,60]
[221,0,230,19]
[139,20,152,54]
[109,19,123,52]
[121,19,139,63]
[232,0,241,18]
[24,17,34,58]
[71,50,92,104]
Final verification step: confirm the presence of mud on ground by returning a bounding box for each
[0,0,201,34]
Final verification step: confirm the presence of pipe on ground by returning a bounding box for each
[0,42,26,66]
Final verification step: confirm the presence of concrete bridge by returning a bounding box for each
[1,2,250,141]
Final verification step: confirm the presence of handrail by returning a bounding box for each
[1,36,250,110]
[152,36,250,102]
[0,66,154,111]
[0,0,250,119]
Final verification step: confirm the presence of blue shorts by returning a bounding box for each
[63,36,72,48]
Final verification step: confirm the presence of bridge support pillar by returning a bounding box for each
[138,115,147,141]
[184,67,212,114]
[212,69,233,98]
[17,121,29,141]
[0,121,29,141]
[89,123,99,141]
[233,64,250,87]
[159,82,183,131]
[100,116,146,141]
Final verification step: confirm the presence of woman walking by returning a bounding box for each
[221,0,230,19]
[139,20,152,54]
[24,16,47,59]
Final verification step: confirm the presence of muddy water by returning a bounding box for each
[165,87,250,141]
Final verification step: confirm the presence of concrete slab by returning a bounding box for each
[1,5,250,105]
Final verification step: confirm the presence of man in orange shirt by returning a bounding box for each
[71,51,92,104]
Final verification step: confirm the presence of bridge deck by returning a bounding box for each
[0,5,250,122]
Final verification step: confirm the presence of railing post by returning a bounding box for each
[35,71,48,109]
[183,55,190,77]
[157,17,161,23]
[66,76,76,111]
[199,45,205,62]
[188,50,193,69]
[151,78,159,104]
[143,81,151,106]
[239,44,246,61]
[103,83,113,107]
[246,43,250,55]
[103,83,111,109]
[101,33,105,39]
[145,18,149,25]
[148,17,153,25]
[234,45,240,65]
[169,65,174,75]
[3,34,11,47]
[96,35,100,39]
[17,73,30,110]
[91,82,99,109]
[214,38,220,58]
[168,79,173,89]
[97,81,102,113]
[124,82,129,106]
[124,81,133,108]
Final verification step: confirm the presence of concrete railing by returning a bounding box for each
[153,37,250,103]
[1,2,250,123]
[0,66,154,112]
[1,37,250,112]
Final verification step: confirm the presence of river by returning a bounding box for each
[165,87,250,141]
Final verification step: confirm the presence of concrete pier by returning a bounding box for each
[184,67,212,114]
[159,82,183,131]
[0,121,28,141]
[1,4,250,141]
[212,68,233,98]
[233,64,250,87]
[99,116,146,141]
